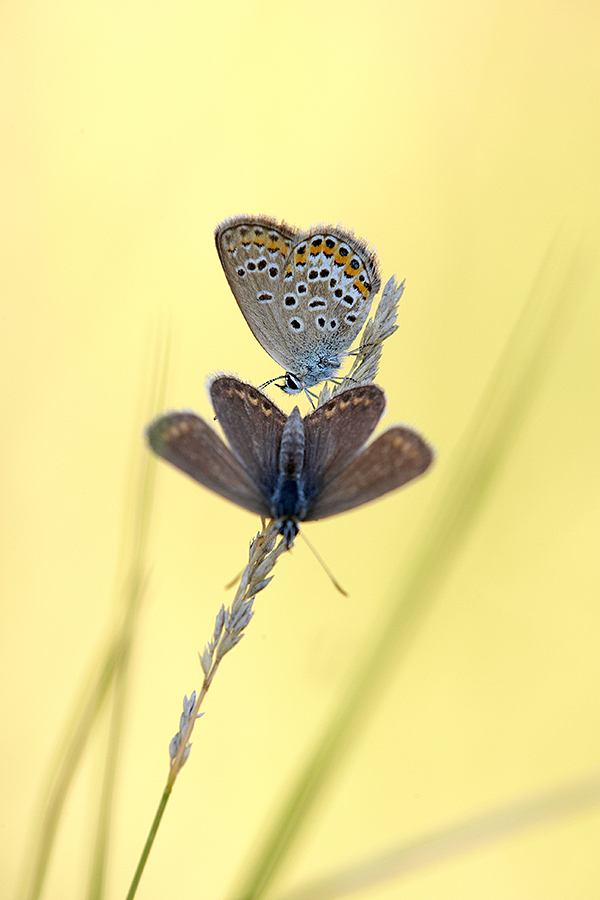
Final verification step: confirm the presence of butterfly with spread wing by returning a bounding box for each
[147,377,433,548]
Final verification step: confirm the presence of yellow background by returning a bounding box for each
[1,2,599,899]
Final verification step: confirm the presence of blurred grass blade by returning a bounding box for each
[20,335,169,900]
[274,770,600,900]
[230,234,586,900]
[87,334,169,899]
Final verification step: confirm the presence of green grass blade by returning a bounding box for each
[87,335,169,899]
[20,335,169,900]
[273,770,600,900]
[229,234,586,900]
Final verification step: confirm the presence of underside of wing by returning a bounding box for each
[305,426,433,520]
[215,216,382,382]
[147,412,269,516]
[215,216,300,369]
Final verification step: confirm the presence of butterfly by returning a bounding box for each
[215,216,381,395]
[147,377,433,548]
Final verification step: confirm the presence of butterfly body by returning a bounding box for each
[215,216,381,394]
[148,378,433,548]
[269,407,306,544]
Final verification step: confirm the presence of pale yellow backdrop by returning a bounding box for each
[1,2,599,899]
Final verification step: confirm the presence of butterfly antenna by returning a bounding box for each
[299,531,348,597]
[258,375,285,390]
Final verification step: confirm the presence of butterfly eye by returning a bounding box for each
[284,373,302,392]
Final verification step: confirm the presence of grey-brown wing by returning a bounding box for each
[147,412,269,516]
[215,216,382,382]
[301,385,385,506]
[210,377,287,506]
[215,216,300,369]
[305,426,433,520]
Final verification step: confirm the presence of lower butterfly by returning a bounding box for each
[147,377,433,548]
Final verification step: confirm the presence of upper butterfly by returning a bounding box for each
[215,216,381,395]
